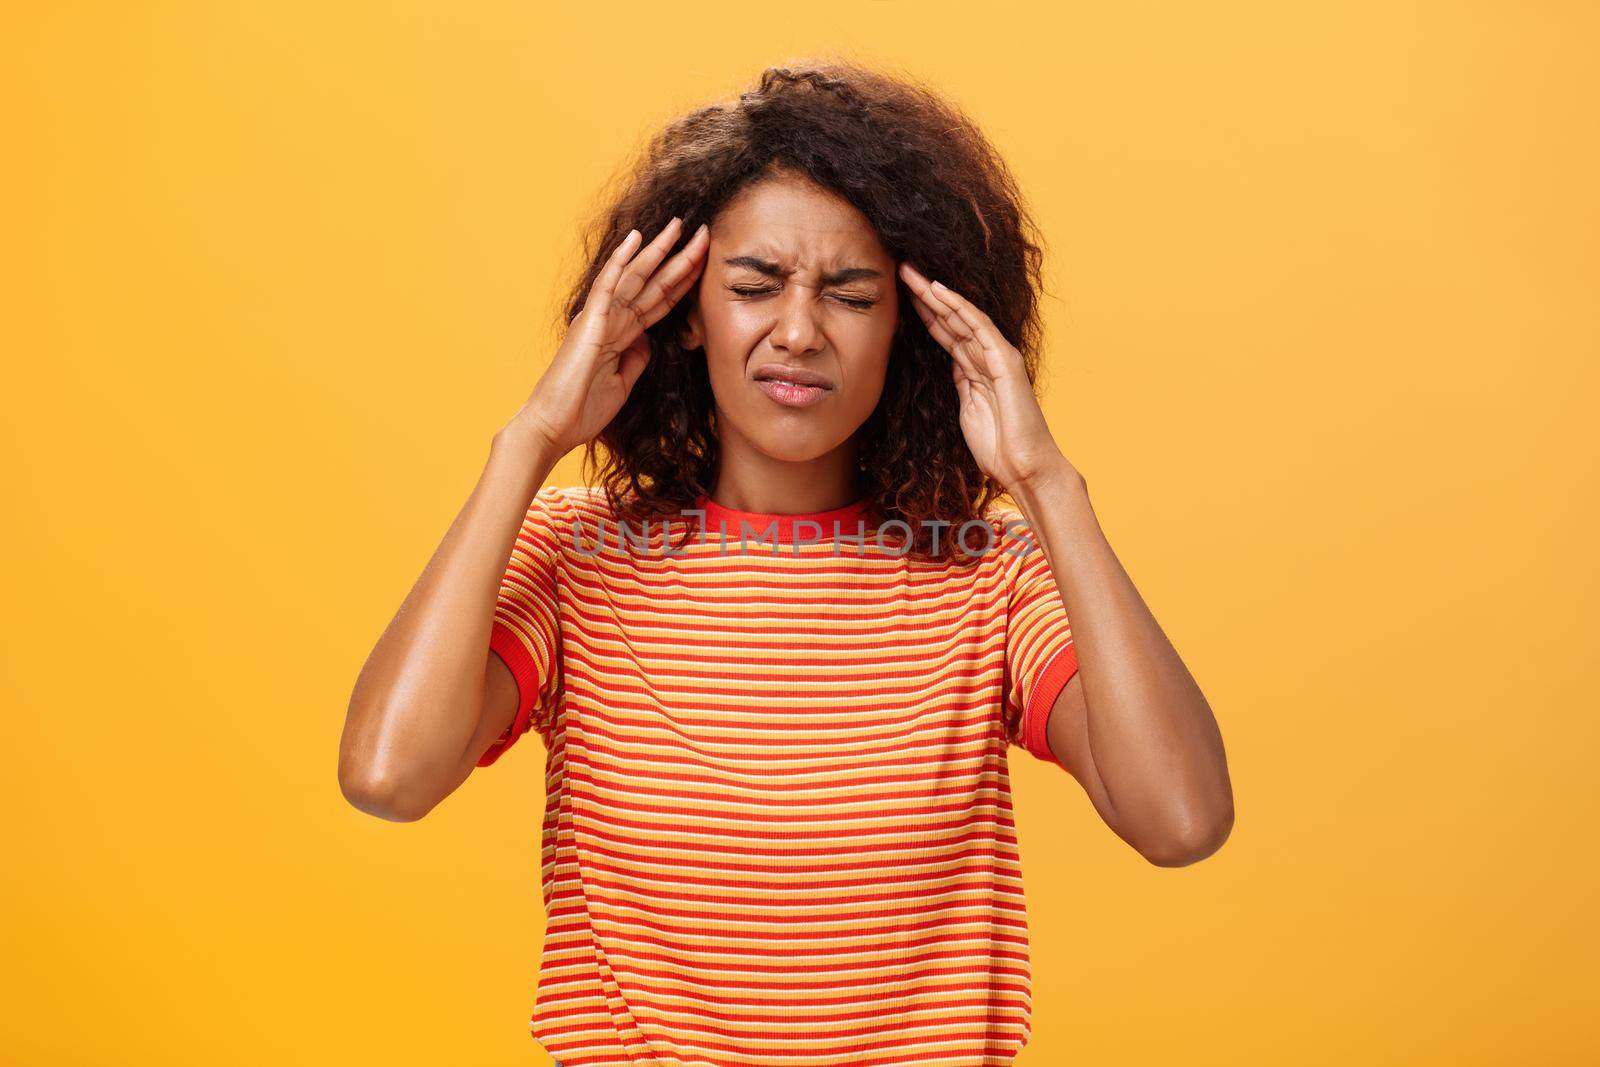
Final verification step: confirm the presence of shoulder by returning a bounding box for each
[531,484,611,515]
[979,499,1026,532]
[969,500,1046,580]
[977,499,1041,549]
[522,485,616,540]
[535,483,601,505]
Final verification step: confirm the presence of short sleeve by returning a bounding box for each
[478,485,567,767]
[999,514,1079,766]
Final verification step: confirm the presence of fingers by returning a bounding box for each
[899,261,983,379]
[932,281,999,340]
[899,264,959,345]
[898,262,1015,379]
[640,256,706,330]
[587,228,644,320]
[633,222,711,328]
[907,262,1001,334]
[902,262,979,339]
[613,216,687,310]
[908,289,959,350]
[582,218,710,353]
[899,261,968,344]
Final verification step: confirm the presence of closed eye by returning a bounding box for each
[727,284,877,310]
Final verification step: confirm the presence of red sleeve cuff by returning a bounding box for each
[1023,643,1079,765]
[480,620,541,767]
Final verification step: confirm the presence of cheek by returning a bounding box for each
[702,297,761,337]
[701,337,752,403]
[841,299,899,355]
[845,362,891,414]
[695,305,748,383]
[698,306,768,379]
[846,310,898,386]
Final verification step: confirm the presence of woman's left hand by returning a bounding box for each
[898,262,1068,490]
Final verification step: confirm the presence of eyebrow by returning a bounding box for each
[723,255,883,286]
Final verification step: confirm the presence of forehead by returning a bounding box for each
[714,175,891,267]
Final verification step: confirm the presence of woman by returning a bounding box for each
[342,61,1233,1066]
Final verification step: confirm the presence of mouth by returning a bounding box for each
[751,363,833,409]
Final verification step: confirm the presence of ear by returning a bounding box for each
[680,304,704,351]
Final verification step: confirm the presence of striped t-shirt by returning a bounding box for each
[481,485,1079,1066]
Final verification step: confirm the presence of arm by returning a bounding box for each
[339,216,709,822]
[338,420,561,822]
[1017,462,1234,867]
[894,262,1233,867]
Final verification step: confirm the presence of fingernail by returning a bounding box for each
[932,279,948,291]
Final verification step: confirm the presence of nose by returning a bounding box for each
[768,284,825,359]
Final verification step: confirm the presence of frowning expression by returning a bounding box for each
[682,171,900,463]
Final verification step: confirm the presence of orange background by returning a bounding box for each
[4,3,1597,1064]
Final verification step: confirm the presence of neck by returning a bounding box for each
[707,427,862,515]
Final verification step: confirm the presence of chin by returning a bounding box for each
[721,415,841,464]
[748,434,840,465]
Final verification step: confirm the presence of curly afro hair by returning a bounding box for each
[556,58,1050,561]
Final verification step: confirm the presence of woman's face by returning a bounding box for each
[682,173,900,466]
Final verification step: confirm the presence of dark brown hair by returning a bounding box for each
[559,58,1049,561]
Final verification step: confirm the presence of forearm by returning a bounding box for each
[339,413,561,819]
[1009,455,1234,860]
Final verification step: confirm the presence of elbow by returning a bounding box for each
[339,691,449,822]
[1137,796,1235,868]
[338,753,437,824]
[340,768,434,823]
[340,767,432,825]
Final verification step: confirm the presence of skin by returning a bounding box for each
[340,171,1234,870]
[678,169,899,513]
[899,262,1234,865]
[339,214,711,821]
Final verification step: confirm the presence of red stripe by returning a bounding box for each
[480,486,1070,1064]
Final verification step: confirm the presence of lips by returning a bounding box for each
[751,363,834,390]
[752,364,832,409]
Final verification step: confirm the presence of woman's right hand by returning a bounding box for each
[514,216,710,457]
